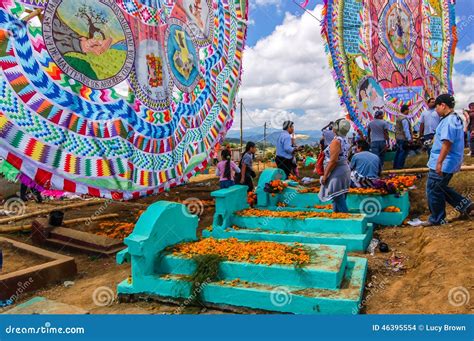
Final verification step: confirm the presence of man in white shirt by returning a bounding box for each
[419,98,440,156]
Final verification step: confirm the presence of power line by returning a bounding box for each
[291,0,322,23]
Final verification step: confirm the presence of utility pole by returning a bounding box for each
[240,98,243,152]
[263,122,267,158]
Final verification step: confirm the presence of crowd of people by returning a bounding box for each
[215,94,474,225]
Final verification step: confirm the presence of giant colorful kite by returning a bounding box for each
[322,0,457,134]
[0,0,248,199]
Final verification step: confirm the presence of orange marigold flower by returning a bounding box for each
[235,208,357,220]
[172,238,310,266]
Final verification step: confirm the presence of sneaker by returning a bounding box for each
[421,221,436,227]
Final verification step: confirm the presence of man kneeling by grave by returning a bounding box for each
[350,140,382,188]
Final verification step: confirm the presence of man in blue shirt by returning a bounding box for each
[350,140,381,188]
[368,110,390,168]
[351,140,381,178]
[425,94,473,226]
[276,121,298,177]
[419,97,440,156]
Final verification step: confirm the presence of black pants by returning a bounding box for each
[275,156,294,178]
[20,183,42,202]
[243,176,254,192]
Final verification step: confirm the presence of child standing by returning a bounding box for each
[216,149,240,189]
[238,142,257,192]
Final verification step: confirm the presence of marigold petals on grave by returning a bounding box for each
[172,238,310,266]
[383,206,401,213]
[235,208,357,219]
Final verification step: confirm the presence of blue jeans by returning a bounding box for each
[370,141,386,168]
[219,180,235,189]
[333,194,349,213]
[426,170,471,225]
[393,139,408,169]
[422,134,435,157]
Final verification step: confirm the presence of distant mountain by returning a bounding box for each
[226,128,322,146]
[111,40,128,51]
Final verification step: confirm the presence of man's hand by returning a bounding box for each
[320,176,326,186]
[80,37,113,55]
[436,162,443,176]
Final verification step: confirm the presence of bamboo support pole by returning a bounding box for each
[382,165,474,175]
[23,8,42,22]
[0,212,118,233]
[0,200,105,225]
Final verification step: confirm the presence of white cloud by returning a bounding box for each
[238,5,342,131]
[453,70,474,109]
[253,0,281,6]
[453,44,474,109]
[455,43,474,64]
[238,5,474,131]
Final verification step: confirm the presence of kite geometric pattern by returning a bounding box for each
[0,0,248,199]
[322,0,457,134]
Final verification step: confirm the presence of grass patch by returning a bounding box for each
[189,254,224,304]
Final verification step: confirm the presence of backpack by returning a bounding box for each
[314,151,325,176]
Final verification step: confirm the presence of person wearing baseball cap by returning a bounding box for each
[367,110,390,168]
[424,94,473,226]
[319,118,352,213]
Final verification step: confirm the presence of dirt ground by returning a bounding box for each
[0,241,48,274]
[1,156,473,315]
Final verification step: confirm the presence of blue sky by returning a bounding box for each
[247,1,473,50]
[236,0,474,131]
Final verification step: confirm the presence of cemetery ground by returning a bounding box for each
[0,155,473,315]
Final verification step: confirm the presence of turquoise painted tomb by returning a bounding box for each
[116,201,368,314]
[253,169,410,227]
[203,183,373,252]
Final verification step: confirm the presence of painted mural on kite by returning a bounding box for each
[0,0,248,199]
[322,0,457,134]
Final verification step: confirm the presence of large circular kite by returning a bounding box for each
[322,0,457,134]
[0,0,248,199]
